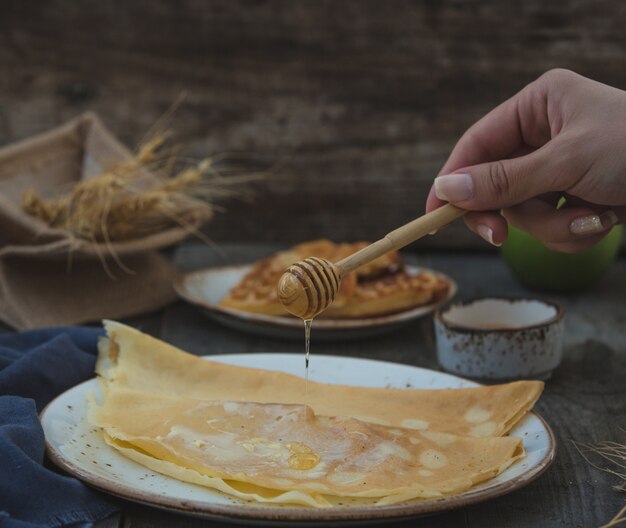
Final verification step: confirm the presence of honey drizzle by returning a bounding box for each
[287,442,320,470]
[303,318,312,421]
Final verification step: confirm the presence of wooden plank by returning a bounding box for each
[122,503,468,528]
[149,242,626,527]
[0,240,621,526]
[1,1,625,249]
[117,470,470,528]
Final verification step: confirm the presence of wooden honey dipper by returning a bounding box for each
[277,203,465,319]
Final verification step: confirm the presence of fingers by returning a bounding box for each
[425,204,509,246]
[612,205,626,224]
[507,198,624,253]
[563,198,626,224]
[434,142,571,210]
[439,75,552,176]
[428,198,621,252]
[503,198,619,245]
[425,185,445,214]
[542,233,609,254]
[428,71,583,213]
[425,76,549,216]
[424,68,625,255]
[463,212,508,246]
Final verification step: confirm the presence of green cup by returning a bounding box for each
[501,224,623,292]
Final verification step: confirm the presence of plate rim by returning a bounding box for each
[173,264,458,330]
[41,354,555,523]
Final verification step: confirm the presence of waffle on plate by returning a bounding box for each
[219,240,450,318]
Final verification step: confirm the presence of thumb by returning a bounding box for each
[434,147,560,211]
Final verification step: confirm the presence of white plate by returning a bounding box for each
[41,354,555,526]
[174,265,457,340]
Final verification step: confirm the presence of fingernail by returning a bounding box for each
[569,210,618,235]
[434,173,473,202]
[429,230,438,235]
[476,224,501,247]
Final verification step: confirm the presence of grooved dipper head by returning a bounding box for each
[277,257,341,319]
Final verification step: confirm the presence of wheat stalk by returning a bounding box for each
[22,132,261,244]
[572,432,626,527]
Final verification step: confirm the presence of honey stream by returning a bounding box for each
[284,319,320,469]
[303,318,312,419]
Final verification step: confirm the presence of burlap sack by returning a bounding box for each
[0,113,196,329]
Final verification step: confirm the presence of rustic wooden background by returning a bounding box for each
[1,0,625,249]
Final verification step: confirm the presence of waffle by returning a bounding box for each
[219,239,450,318]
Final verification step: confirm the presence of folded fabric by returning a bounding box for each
[0,327,117,528]
[0,113,182,330]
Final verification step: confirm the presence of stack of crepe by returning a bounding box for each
[89,321,544,507]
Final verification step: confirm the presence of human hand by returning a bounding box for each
[426,69,626,252]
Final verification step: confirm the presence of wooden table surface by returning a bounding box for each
[4,1,626,253]
[93,242,625,528]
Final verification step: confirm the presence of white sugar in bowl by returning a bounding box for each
[434,298,564,381]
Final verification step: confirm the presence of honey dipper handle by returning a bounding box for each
[335,204,465,276]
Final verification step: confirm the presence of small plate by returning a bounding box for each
[174,265,457,340]
[41,354,555,526]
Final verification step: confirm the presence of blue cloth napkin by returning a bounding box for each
[0,327,118,528]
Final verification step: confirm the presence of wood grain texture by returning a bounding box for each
[0,242,608,525]
[1,1,626,248]
[93,241,624,528]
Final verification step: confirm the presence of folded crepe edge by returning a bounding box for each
[501,383,544,436]
[89,382,526,508]
[99,427,523,508]
[95,320,544,437]
[88,388,331,508]
[103,433,333,508]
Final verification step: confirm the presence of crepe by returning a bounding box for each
[218,239,450,318]
[89,321,543,507]
[96,321,543,438]
[90,388,524,507]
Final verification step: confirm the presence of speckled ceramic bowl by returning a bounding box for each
[434,298,564,381]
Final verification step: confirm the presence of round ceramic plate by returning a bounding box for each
[41,354,555,526]
[174,265,457,340]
